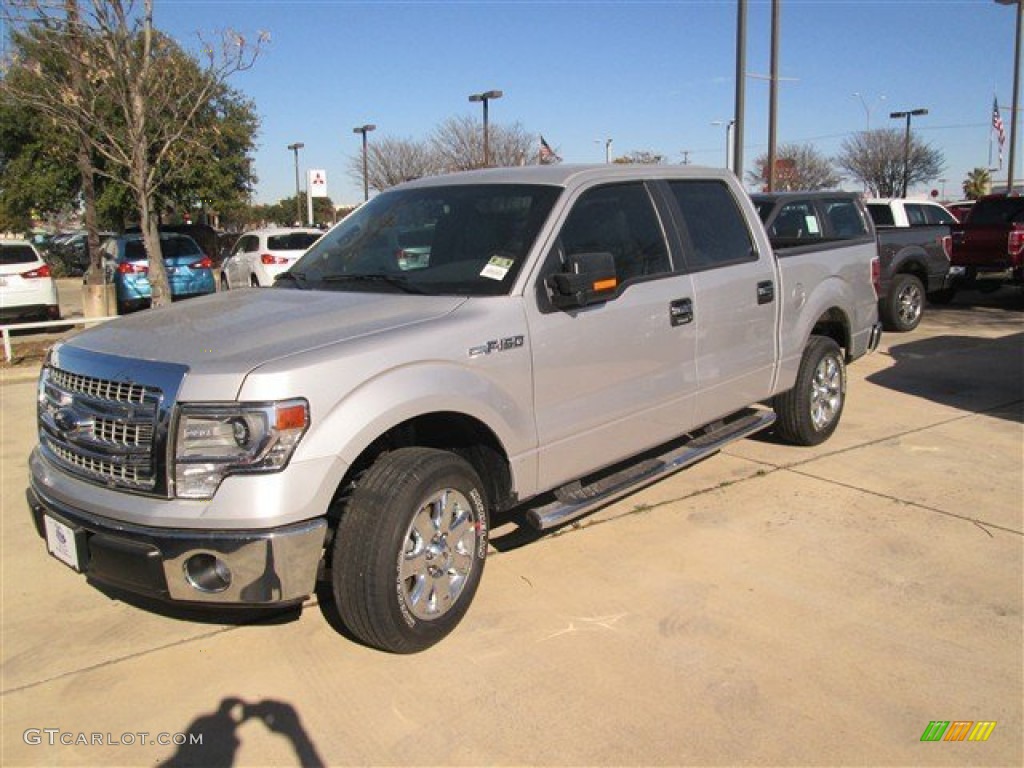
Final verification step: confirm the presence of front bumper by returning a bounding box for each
[27,482,327,606]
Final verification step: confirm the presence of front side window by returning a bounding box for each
[669,181,755,269]
[768,200,822,242]
[557,183,670,283]
[289,184,560,296]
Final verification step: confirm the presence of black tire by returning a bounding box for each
[220,274,229,291]
[882,273,925,332]
[250,275,260,288]
[927,288,956,305]
[331,447,489,653]
[773,336,846,447]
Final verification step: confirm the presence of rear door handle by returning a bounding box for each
[757,281,775,305]
[669,298,693,326]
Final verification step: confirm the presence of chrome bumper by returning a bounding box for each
[27,481,326,605]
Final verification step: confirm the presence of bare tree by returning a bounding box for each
[746,143,841,191]
[612,151,665,165]
[2,0,264,305]
[431,115,537,171]
[835,128,944,198]
[346,136,439,194]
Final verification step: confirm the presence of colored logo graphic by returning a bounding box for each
[920,721,996,742]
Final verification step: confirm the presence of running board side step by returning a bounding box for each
[525,409,776,531]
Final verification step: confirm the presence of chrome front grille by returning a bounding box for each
[38,355,172,494]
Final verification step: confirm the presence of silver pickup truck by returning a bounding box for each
[28,166,881,653]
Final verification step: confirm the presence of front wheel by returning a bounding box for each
[883,273,925,332]
[331,447,489,653]
[773,336,846,446]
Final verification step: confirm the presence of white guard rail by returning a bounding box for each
[1,316,116,363]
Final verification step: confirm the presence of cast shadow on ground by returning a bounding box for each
[158,697,325,767]
[866,332,1024,423]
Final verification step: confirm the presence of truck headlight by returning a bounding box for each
[173,399,309,499]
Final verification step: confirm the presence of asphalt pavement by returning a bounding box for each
[1,290,1021,766]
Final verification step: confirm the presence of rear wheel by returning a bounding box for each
[882,273,925,332]
[773,336,846,446]
[331,447,489,653]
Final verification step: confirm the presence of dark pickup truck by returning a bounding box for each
[752,192,950,332]
[941,194,1024,302]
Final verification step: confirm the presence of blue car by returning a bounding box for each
[103,233,215,314]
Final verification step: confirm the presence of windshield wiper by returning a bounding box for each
[274,271,307,289]
[320,273,426,294]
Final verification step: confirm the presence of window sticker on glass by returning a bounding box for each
[805,216,820,235]
[480,255,514,281]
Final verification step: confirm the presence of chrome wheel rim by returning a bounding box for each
[810,354,843,430]
[400,488,478,620]
[896,282,923,326]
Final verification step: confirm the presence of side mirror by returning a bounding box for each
[546,251,618,309]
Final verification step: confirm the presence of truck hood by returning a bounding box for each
[64,288,467,377]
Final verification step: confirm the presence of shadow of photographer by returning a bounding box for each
[159,697,324,767]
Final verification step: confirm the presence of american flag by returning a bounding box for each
[539,135,561,164]
[993,97,1006,166]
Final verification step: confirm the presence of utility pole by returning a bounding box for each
[287,142,304,224]
[733,0,747,179]
[767,0,781,191]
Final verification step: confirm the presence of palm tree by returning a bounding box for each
[962,168,991,199]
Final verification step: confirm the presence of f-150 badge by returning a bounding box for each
[468,335,525,358]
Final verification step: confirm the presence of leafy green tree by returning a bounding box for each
[962,168,991,199]
[835,128,944,198]
[747,143,841,191]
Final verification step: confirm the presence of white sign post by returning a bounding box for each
[307,169,327,225]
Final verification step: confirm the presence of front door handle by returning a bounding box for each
[669,298,693,326]
[757,281,775,305]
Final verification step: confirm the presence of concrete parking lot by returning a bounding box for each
[1,291,1021,766]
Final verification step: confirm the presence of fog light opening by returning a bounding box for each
[183,553,232,593]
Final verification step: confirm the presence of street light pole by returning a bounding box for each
[594,138,613,163]
[352,124,376,202]
[286,142,304,224]
[468,90,503,167]
[852,92,886,130]
[889,108,928,198]
[997,0,1022,193]
[711,120,735,169]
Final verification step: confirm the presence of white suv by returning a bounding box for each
[0,239,60,323]
[221,227,322,288]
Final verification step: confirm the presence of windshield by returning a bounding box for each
[285,183,561,296]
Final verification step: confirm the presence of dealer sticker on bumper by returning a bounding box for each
[44,515,80,571]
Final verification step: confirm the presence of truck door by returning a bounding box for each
[664,180,778,421]
[527,181,698,491]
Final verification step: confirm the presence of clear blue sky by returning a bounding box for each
[155,0,1020,205]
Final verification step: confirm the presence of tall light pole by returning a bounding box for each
[711,120,735,169]
[468,89,503,167]
[852,92,886,130]
[767,0,781,191]
[890,108,928,198]
[997,0,1022,193]
[733,0,747,179]
[287,142,304,224]
[594,138,613,163]
[352,124,376,202]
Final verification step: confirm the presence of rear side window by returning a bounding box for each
[559,183,671,283]
[866,204,894,226]
[905,205,928,226]
[267,233,321,251]
[0,244,38,265]
[668,181,755,270]
[923,205,955,226]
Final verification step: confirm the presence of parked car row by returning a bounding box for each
[0,239,61,323]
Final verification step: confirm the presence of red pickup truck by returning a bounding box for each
[939,194,1024,302]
